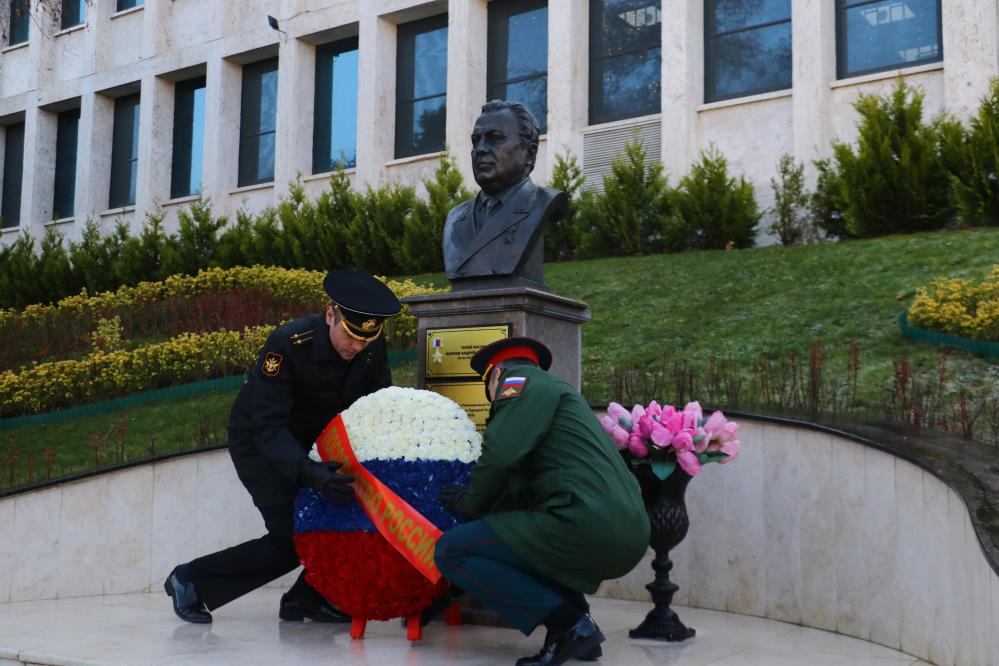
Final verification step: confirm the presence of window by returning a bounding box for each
[238,58,278,187]
[171,77,206,199]
[487,1,548,133]
[705,0,792,103]
[116,0,143,12]
[61,0,85,29]
[53,108,80,220]
[589,0,661,125]
[1,123,24,228]
[395,14,448,159]
[837,0,942,79]
[314,38,358,173]
[8,0,29,45]
[109,94,140,209]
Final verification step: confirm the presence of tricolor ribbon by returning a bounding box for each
[315,415,443,584]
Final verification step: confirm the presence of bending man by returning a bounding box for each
[436,337,649,666]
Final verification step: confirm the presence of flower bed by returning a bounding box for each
[907,265,999,342]
[0,326,270,417]
[0,267,442,370]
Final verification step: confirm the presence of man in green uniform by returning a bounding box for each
[436,337,650,666]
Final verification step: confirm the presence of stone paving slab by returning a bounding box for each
[0,589,929,665]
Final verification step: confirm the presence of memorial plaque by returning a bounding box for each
[425,325,509,378]
[425,381,491,431]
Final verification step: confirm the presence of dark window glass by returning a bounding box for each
[116,0,143,12]
[487,0,548,133]
[171,77,206,198]
[395,14,448,159]
[837,0,941,79]
[589,0,661,125]
[9,0,29,45]
[53,108,80,220]
[1,123,25,229]
[705,0,791,103]
[109,93,140,208]
[238,58,279,187]
[313,38,359,173]
[61,0,85,29]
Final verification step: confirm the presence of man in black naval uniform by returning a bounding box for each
[164,270,401,624]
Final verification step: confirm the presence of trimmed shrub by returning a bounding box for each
[810,158,849,239]
[575,138,670,257]
[832,80,955,237]
[402,152,472,274]
[768,154,814,246]
[951,78,999,226]
[666,147,759,250]
[546,151,586,261]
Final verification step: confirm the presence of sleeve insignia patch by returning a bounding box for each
[497,376,527,400]
[262,352,283,377]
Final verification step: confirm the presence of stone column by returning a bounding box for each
[202,57,242,201]
[17,105,50,236]
[544,0,588,181]
[444,0,487,185]
[77,92,115,222]
[942,0,999,122]
[274,36,316,192]
[135,75,173,213]
[661,0,702,179]
[792,0,837,177]
[355,9,397,189]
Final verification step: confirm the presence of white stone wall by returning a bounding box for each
[0,420,997,665]
[0,0,995,245]
[597,420,999,666]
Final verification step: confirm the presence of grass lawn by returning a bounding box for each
[2,228,998,491]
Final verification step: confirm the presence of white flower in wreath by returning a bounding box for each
[308,387,482,463]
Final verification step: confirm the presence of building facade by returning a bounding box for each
[0,0,995,244]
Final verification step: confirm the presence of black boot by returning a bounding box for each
[279,591,351,623]
[516,614,605,666]
[164,566,212,624]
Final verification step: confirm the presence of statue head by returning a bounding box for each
[471,100,540,195]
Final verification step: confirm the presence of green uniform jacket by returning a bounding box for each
[463,365,650,594]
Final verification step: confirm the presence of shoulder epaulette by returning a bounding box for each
[289,329,315,345]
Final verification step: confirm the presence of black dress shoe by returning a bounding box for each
[516,615,605,666]
[164,567,212,624]
[279,592,351,623]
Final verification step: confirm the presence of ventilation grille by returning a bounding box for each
[582,117,662,193]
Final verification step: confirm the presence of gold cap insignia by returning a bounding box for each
[361,318,378,332]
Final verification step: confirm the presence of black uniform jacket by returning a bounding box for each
[227,314,392,506]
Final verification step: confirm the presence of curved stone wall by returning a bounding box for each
[598,419,999,666]
[0,418,996,665]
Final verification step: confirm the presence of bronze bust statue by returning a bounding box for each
[443,100,568,291]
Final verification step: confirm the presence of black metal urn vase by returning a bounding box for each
[629,465,696,642]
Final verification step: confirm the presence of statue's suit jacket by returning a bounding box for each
[443,179,568,289]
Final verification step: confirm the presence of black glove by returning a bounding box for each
[438,484,468,518]
[298,460,355,504]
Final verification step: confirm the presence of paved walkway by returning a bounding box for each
[0,589,930,665]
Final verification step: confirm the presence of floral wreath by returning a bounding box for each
[293,387,482,622]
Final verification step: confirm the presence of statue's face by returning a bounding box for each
[470,109,534,194]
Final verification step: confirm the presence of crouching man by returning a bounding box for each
[436,337,650,666]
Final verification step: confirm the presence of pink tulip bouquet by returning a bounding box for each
[600,400,740,480]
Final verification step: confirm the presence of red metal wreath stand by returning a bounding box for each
[349,601,463,641]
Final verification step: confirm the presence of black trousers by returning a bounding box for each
[183,501,316,611]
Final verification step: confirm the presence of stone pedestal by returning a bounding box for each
[403,287,591,390]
